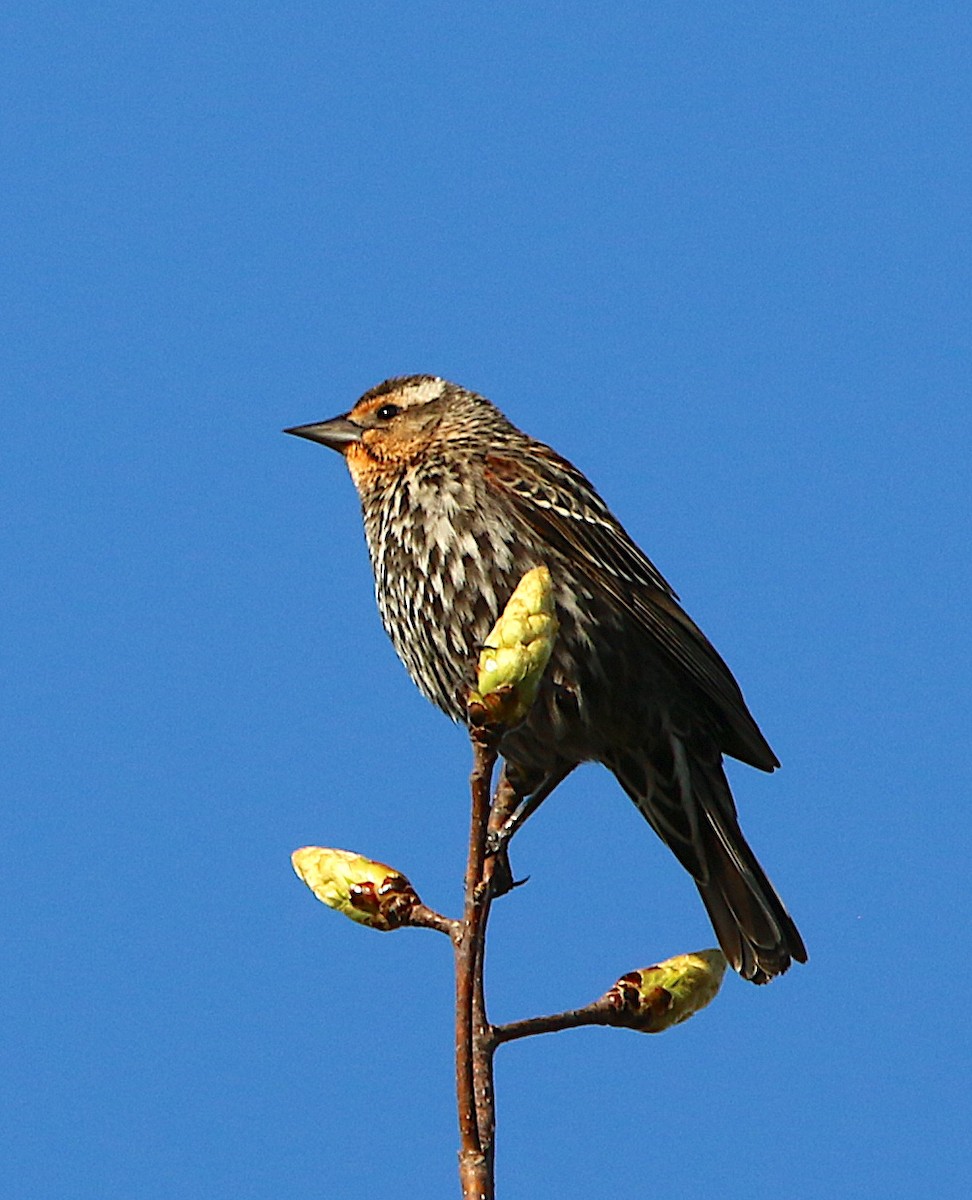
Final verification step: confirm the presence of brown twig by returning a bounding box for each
[492,995,619,1045]
[407,903,460,939]
[456,728,499,1200]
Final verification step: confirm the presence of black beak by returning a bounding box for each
[284,415,363,451]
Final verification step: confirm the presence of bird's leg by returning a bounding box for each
[485,763,576,896]
[483,766,520,898]
[487,764,521,837]
[496,762,575,842]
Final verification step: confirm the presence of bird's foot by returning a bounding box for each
[484,832,528,898]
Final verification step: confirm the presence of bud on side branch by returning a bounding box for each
[606,950,727,1033]
[468,565,558,729]
[291,846,421,931]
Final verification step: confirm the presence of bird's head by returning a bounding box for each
[286,375,503,489]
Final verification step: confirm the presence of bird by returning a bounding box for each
[286,375,806,983]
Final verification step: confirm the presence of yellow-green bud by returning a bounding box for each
[468,565,558,728]
[291,846,420,931]
[607,949,727,1033]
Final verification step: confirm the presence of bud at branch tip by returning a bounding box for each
[291,846,421,932]
[468,565,558,729]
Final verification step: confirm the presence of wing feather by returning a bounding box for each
[485,446,779,770]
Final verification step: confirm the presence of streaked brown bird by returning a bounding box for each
[287,375,806,983]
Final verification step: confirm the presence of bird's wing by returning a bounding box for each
[484,446,779,770]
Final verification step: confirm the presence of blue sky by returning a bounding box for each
[3,3,969,1197]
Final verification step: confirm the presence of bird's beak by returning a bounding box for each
[284,415,363,452]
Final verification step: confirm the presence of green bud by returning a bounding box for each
[291,846,420,931]
[607,949,727,1033]
[468,565,558,728]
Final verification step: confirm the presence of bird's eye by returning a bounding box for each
[375,403,401,421]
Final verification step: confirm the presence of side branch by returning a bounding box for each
[492,996,618,1046]
[407,904,460,939]
[493,948,729,1043]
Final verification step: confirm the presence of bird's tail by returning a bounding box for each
[607,736,806,984]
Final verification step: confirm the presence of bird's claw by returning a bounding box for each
[484,832,529,898]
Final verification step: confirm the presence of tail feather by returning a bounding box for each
[695,807,807,984]
[608,737,806,984]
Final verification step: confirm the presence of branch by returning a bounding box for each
[455,728,500,1200]
[407,904,460,939]
[492,996,618,1045]
[290,564,732,1197]
[494,950,729,1043]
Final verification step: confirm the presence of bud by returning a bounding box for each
[291,846,421,931]
[606,949,727,1033]
[468,565,558,728]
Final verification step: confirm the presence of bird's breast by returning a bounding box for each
[356,464,647,764]
[360,467,529,719]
